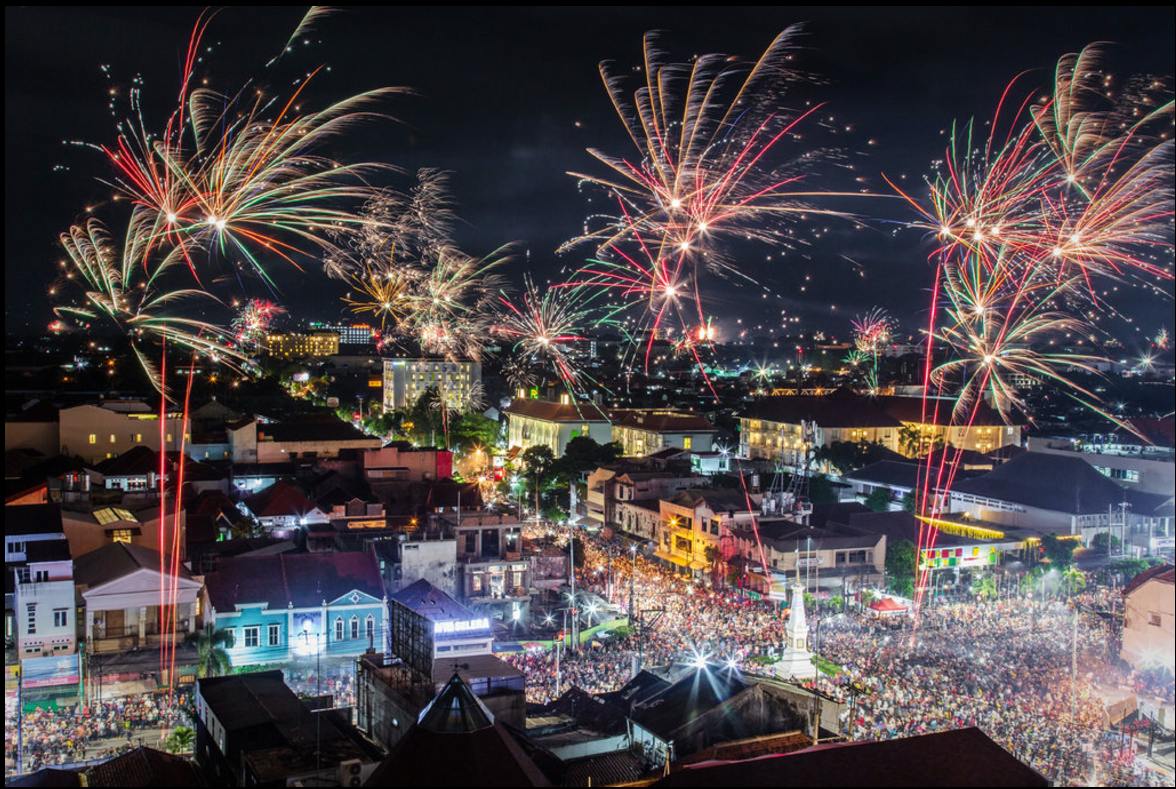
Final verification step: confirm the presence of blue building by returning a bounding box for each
[203,551,387,666]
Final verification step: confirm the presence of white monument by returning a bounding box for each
[773,570,817,680]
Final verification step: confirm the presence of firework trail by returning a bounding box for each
[850,307,894,393]
[232,298,285,353]
[403,245,509,361]
[566,28,857,369]
[492,275,613,393]
[52,216,246,394]
[894,46,1174,619]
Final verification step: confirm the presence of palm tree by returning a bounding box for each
[185,628,234,678]
[165,726,195,754]
[971,575,998,603]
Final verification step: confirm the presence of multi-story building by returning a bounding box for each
[58,401,186,464]
[610,410,717,456]
[585,464,701,532]
[309,321,375,346]
[504,394,611,458]
[13,538,75,661]
[446,512,531,624]
[252,413,383,463]
[738,396,902,463]
[876,396,1022,457]
[264,330,340,358]
[656,490,762,576]
[382,357,482,411]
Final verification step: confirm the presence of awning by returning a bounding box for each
[654,549,690,567]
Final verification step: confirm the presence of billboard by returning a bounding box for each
[22,654,80,689]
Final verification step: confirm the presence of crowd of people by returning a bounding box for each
[4,692,190,775]
[503,527,1173,787]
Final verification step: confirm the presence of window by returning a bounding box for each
[683,436,692,450]
[133,433,143,443]
[243,626,259,648]
[110,529,133,544]
[27,604,37,635]
[581,424,590,436]
[350,616,359,639]
[365,615,375,640]
[268,624,280,647]
[34,569,48,583]
[109,434,117,444]
[1149,613,1162,627]
[335,617,344,641]
[89,434,97,445]
[53,609,68,628]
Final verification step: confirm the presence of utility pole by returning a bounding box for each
[569,520,578,652]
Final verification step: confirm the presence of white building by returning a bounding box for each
[504,395,611,458]
[382,358,482,411]
[14,538,76,661]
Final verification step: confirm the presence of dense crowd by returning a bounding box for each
[503,528,1173,787]
[4,692,189,775]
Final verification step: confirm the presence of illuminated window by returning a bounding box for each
[110,529,133,543]
[133,433,143,443]
[683,437,692,450]
[109,434,117,444]
[89,434,97,444]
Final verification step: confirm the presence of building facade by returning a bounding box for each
[382,357,482,411]
[504,395,611,458]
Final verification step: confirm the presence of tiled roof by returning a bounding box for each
[392,578,474,622]
[876,396,1012,427]
[950,452,1134,514]
[504,398,609,423]
[611,410,716,433]
[74,542,191,587]
[94,446,161,477]
[246,480,314,518]
[205,551,383,610]
[1122,564,1175,597]
[742,396,902,429]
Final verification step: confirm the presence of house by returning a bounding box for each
[875,396,1022,457]
[1120,564,1174,673]
[610,410,717,456]
[585,464,702,532]
[505,394,611,458]
[58,401,186,464]
[75,542,202,655]
[254,413,382,463]
[12,536,75,662]
[447,512,531,624]
[202,551,387,666]
[242,480,329,537]
[59,499,187,560]
[656,490,762,576]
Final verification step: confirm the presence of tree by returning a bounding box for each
[814,441,897,475]
[704,545,722,586]
[165,726,195,754]
[1090,531,1121,552]
[1061,568,1087,598]
[885,539,916,598]
[971,575,998,602]
[553,436,623,486]
[185,628,234,678]
[1039,533,1075,569]
[901,492,918,514]
[864,487,893,513]
[522,445,557,501]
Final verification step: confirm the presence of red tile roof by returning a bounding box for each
[205,551,383,610]
[504,397,609,423]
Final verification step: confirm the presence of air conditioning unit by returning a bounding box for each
[338,759,363,787]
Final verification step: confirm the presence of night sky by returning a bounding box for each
[6,6,1174,339]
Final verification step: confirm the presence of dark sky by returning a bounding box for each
[6,6,1174,340]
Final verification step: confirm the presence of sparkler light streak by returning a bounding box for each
[402,245,509,361]
[850,307,893,393]
[232,298,285,353]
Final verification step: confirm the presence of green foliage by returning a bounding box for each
[553,437,623,485]
[864,487,893,513]
[860,589,876,607]
[447,412,502,454]
[1090,531,1121,552]
[1108,557,1150,579]
[971,575,998,602]
[814,441,897,475]
[184,628,234,678]
[1039,533,1075,569]
[902,492,917,514]
[885,539,916,596]
[898,425,945,457]
[165,726,195,754]
[1061,568,1087,597]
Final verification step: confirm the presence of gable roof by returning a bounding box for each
[950,451,1133,514]
[611,410,716,433]
[245,481,316,519]
[504,397,609,423]
[3,503,64,536]
[742,396,902,429]
[74,542,192,588]
[94,446,160,477]
[205,551,383,611]
[392,578,475,623]
[876,395,1013,427]
[1122,564,1175,597]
